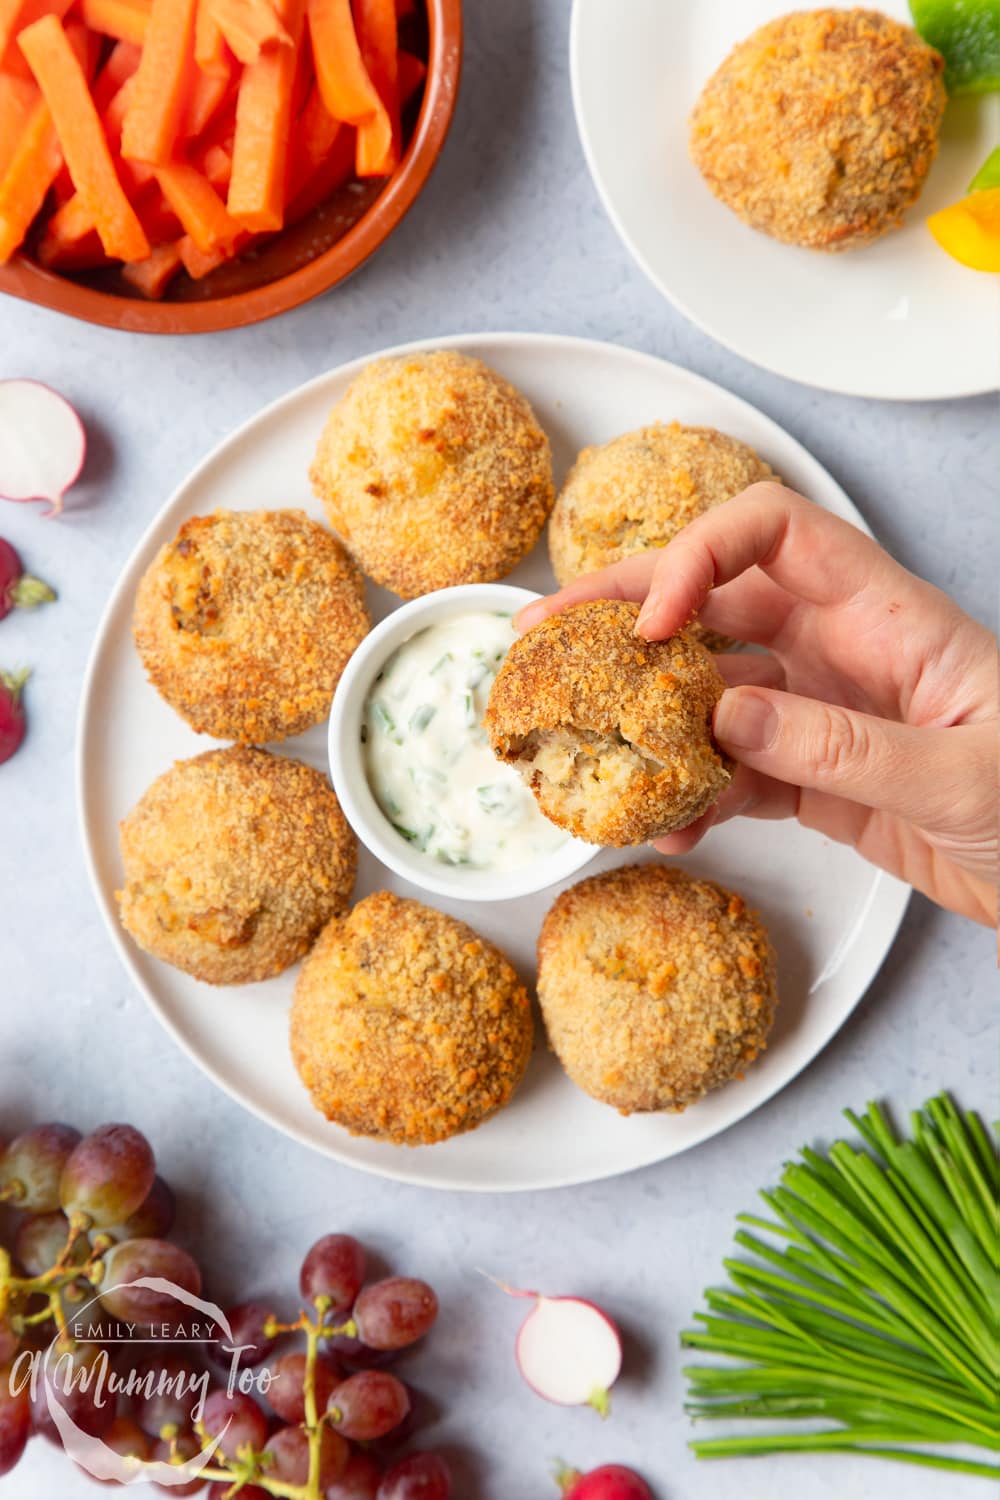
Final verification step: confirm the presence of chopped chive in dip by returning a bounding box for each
[362,612,569,873]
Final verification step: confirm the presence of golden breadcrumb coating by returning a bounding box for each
[485,600,732,846]
[309,351,555,598]
[290,891,533,1145]
[133,509,370,744]
[117,746,356,985]
[549,422,776,651]
[689,9,946,251]
[537,864,778,1113]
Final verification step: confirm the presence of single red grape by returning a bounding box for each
[0,1124,81,1211]
[201,1388,268,1459]
[31,1341,114,1443]
[94,1413,151,1483]
[328,1370,411,1441]
[116,1175,175,1239]
[207,1300,278,1372]
[60,1124,155,1228]
[131,1352,205,1438]
[354,1279,438,1351]
[14,1210,88,1276]
[151,1431,207,1495]
[300,1233,366,1314]
[327,1449,384,1500]
[98,1238,201,1328]
[0,1315,20,1365]
[267,1351,337,1424]
[0,1369,31,1476]
[377,1451,451,1500]
[262,1423,348,1487]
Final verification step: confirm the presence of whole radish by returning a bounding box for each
[0,669,29,764]
[557,1463,656,1500]
[0,539,54,620]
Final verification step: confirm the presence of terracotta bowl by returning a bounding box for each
[0,0,462,335]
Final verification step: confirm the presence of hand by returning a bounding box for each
[517,483,998,926]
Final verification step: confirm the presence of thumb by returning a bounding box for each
[712,686,983,831]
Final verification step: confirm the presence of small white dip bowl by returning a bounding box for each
[328,583,598,902]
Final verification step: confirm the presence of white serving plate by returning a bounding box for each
[571,0,1000,400]
[77,332,909,1192]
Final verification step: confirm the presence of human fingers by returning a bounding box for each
[513,553,659,632]
[650,764,797,854]
[634,482,921,642]
[694,567,797,649]
[713,685,996,836]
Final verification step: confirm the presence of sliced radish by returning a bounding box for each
[485,1275,622,1415]
[0,380,86,517]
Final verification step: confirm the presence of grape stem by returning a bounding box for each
[0,1219,351,1500]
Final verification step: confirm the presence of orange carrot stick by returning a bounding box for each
[197,142,232,191]
[45,189,93,245]
[397,48,425,107]
[122,239,183,296]
[194,0,227,73]
[155,159,242,251]
[285,121,353,222]
[36,225,110,269]
[178,228,249,276]
[285,80,340,201]
[227,0,304,231]
[0,0,72,74]
[183,50,232,136]
[209,0,290,64]
[0,73,38,182]
[0,100,60,261]
[90,37,143,112]
[79,0,150,45]
[354,0,398,175]
[19,14,150,260]
[0,19,88,262]
[307,0,386,127]
[121,0,197,165]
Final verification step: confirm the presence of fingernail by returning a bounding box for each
[635,593,662,637]
[512,606,537,633]
[715,690,779,752]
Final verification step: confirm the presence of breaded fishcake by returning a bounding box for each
[538,864,778,1113]
[134,509,370,743]
[290,892,533,1145]
[689,9,946,251]
[309,351,554,597]
[117,746,356,985]
[549,422,776,650]
[485,600,732,846]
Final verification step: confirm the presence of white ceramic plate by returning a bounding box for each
[571,0,1000,400]
[78,332,910,1192]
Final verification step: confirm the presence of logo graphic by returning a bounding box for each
[9,1276,267,1487]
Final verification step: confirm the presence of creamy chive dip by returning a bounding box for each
[362,612,568,872]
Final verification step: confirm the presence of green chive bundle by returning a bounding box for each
[683,1094,1000,1478]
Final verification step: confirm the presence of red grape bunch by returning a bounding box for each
[0,1120,452,1499]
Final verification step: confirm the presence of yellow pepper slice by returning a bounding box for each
[928,186,1000,272]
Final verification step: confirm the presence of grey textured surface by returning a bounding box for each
[0,2,996,1496]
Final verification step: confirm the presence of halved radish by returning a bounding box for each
[0,380,86,516]
[485,1276,622,1415]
